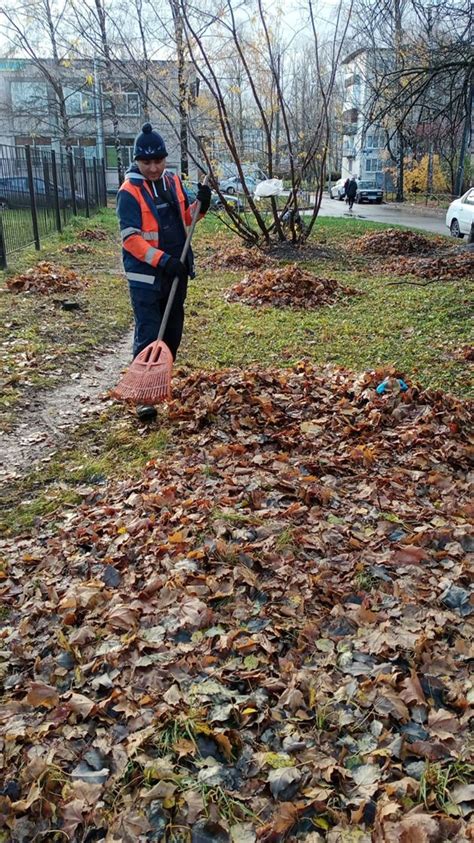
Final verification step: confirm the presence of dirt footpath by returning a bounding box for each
[0,330,133,482]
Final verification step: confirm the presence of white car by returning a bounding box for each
[329,178,346,200]
[219,175,257,194]
[446,187,474,237]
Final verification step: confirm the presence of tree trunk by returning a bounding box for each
[455,81,472,196]
[170,0,189,178]
[94,0,124,185]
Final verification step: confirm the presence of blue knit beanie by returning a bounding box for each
[133,122,168,160]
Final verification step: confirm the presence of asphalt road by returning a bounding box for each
[317,194,449,236]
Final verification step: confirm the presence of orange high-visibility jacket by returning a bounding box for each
[117,167,201,287]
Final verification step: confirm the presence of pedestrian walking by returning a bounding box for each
[345,176,358,211]
[117,122,211,421]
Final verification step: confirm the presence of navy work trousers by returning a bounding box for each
[129,278,188,360]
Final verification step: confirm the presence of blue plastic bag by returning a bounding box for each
[376,377,409,395]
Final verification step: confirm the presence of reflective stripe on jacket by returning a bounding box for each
[116,166,201,287]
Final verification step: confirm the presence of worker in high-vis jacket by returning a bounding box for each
[117,122,211,420]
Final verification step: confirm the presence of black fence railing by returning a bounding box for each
[0,143,107,268]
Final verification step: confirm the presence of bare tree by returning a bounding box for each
[0,0,76,151]
[179,0,353,245]
[67,0,126,183]
[349,0,473,198]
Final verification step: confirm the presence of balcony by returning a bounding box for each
[343,123,358,136]
[342,107,358,123]
[342,145,356,158]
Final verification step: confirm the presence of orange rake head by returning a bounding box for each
[111,339,174,405]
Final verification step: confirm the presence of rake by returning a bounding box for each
[112,186,205,406]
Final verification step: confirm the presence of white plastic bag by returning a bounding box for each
[254,178,284,198]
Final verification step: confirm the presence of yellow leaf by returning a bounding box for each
[163,795,175,809]
[168,530,186,543]
[242,707,257,715]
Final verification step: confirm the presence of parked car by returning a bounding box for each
[355,180,383,204]
[218,175,257,194]
[0,176,85,209]
[446,187,474,237]
[183,182,243,212]
[329,178,347,200]
[211,192,244,212]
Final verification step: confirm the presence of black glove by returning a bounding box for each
[197,182,211,213]
[162,256,187,283]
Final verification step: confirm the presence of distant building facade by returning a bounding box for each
[0,57,197,190]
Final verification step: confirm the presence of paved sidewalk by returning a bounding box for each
[385,201,447,219]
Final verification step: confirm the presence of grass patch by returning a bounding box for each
[0,210,130,430]
[0,405,170,535]
[419,760,474,812]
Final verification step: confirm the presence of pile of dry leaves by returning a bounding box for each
[226,264,359,308]
[61,243,94,255]
[212,247,271,270]
[382,251,474,282]
[353,229,447,256]
[456,345,474,362]
[0,364,473,841]
[5,261,89,294]
[79,229,108,241]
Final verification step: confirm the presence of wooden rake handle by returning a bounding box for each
[157,175,208,344]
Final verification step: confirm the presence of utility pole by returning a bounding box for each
[426,6,434,197]
[275,52,281,169]
[93,57,105,162]
[394,0,404,202]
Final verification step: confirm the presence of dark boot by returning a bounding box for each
[136,405,157,422]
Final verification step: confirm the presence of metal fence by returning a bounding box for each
[0,143,107,268]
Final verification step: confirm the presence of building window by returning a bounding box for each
[64,87,94,115]
[344,73,361,88]
[103,91,140,117]
[105,141,134,169]
[116,92,140,116]
[365,157,382,173]
[342,108,358,124]
[366,130,384,149]
[11,81,49,112]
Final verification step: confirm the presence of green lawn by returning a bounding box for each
[184,215,471,398]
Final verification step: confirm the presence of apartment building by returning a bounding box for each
[340,48,394,189]
[0,57,196,190]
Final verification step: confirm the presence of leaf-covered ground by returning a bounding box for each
[1,364,473,841]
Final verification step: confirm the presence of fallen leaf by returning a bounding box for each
[268,766,302,800]
[26,682,59,709]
